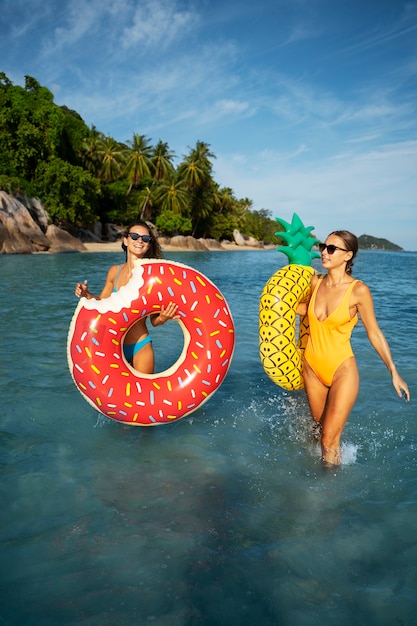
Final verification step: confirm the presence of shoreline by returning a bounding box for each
[82,241,276,253]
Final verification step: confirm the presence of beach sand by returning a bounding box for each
[82,241,275,253]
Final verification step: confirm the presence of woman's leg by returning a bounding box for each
[320,358,359,465]
[303,359,329,424]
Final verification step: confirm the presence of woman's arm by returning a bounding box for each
[296,274,318,316]
[355,282,410,400]
[75,265,117,300]
[150,302,180,326]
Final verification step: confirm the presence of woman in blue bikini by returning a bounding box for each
[74,221,179,374]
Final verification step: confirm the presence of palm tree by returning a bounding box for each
[177,141,216,237]
[96,136,125,183]
[151,140,175,181]
[177,140,214,186]
[124,133,153,195]
[80,126,103,177]
[212,185,236,214]
[235,197,253,230]
[139,140,176,218]
[155,174,188,214]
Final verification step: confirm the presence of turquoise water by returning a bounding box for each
[1,249,416,626]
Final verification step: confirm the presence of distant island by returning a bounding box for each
[358,235,403,251]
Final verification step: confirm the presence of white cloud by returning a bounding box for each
[47,0,101,51]
[2,0,416,248]
[214,140,417,249]
[122,0,198,49]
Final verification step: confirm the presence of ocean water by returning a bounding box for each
[1,248,416,626]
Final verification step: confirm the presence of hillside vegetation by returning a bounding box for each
[358,235,402,251]
[0,72,281,243]
[0,72,403,250]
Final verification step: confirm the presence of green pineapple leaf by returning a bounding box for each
[275,213,320,266]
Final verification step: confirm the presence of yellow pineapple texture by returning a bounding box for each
[259,214,320,390]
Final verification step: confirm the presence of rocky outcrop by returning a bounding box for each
[0,191,50,253]
[233,229,262,248]
[0,191,268,254]
[0,191,86,254]
[45,225,87,253]
[166,235,210,251]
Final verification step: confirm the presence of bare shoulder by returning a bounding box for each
[352,279,373,303]
[106,263,121,279]
[310,273,321,288]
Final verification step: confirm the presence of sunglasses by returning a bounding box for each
[319,243,348,254]
[127,233,152,243]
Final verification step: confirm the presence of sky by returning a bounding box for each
[1,0,417,250]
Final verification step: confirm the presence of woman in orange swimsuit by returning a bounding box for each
[74,221,179,374]
[298,230,410,466]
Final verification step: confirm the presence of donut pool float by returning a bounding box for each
[67,259,235,425]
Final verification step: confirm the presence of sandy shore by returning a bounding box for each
[82,241,275,253]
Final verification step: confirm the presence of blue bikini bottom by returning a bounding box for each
[123,335,152,363]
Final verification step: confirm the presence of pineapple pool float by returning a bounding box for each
[259,213,320,390]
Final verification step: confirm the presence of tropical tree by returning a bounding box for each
[34,157,100,225]
[207,185,240,239]
[124,133,153,195]
[96,136,125,183]
[151,140,175,180]
[243,208,281,242]
[155,209,192,236]
[80,127,103,177]
[178,140,214,186]
[139,139,176,218]
[154,173,188,214]
[177,141,216,237]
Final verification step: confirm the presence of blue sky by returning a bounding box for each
[1,0,417,250]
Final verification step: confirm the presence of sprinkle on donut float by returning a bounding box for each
[67,259,235,425]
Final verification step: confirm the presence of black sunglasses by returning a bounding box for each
[127,233,152,243]
[319,243,348,254]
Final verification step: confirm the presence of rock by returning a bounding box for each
[103,223,124,242]
[246,236,262,248]
[67,222,103,243]
[201,238,223,250]
[0,191,88,254]
[233,229,246,246]
[232,229,262,247]
[169,235,209,251]
[0,191,266,254]
[46,225,87,253]
[0,191,50,253]
[220,239,239,249]
[18,195,49,233]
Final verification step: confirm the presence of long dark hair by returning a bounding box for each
[329,230,358,275]
[121,221,162,259]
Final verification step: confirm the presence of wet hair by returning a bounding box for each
[121,221,162,259]
[328,230,358,275]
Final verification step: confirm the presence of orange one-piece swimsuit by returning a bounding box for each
[304,277,359,387]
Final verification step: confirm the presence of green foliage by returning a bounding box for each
[358,234,402,251]
[242,208,281,243]
[155,210,192,236]
[34,158,100,225]
[0,174,30,195]
[207,212,239,240]
[0,71,297,244]
[99,181,130,224]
